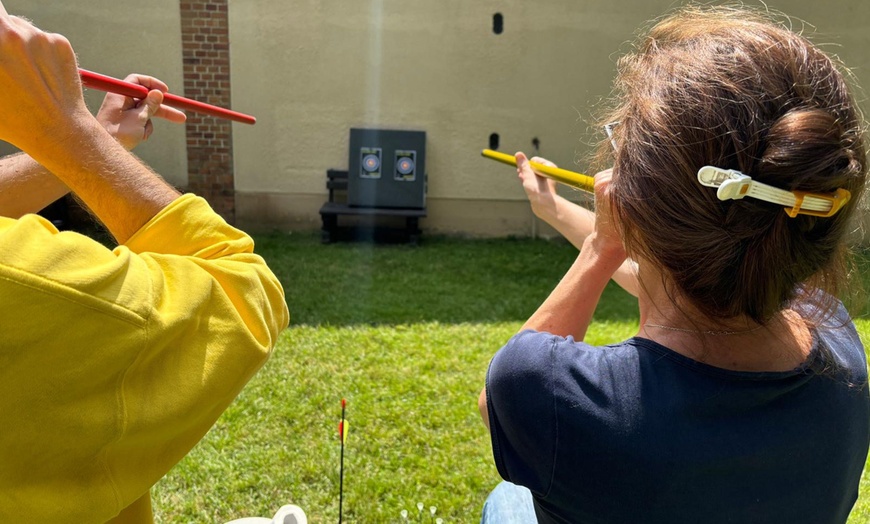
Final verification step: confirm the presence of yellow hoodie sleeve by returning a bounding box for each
[0,194,289,523]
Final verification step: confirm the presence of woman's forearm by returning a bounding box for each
[542,195,640,297]
[522,233,627,340]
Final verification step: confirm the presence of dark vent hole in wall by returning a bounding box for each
[489,133,500,150]
[493,13,503,34]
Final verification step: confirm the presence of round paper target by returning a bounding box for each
[363,154,380,172]
[396,157,415,176]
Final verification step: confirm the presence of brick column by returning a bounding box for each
[179,0,235,222]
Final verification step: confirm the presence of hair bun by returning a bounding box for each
[759,107,858,192]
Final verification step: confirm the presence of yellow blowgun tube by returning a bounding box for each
[481,149,595,193]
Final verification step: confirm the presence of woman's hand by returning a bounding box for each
[516,152,562,222]
[515,153,638,296]
[589,168,628,262]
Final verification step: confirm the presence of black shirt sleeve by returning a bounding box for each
[486,330,558,497]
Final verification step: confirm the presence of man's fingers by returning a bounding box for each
[154,104,187,124]
[125,76,186,124]
[144,90,164,112]
[123,73,169,94]
[0,1,8,17]
[143,119,154,141]
[142,89,186,124]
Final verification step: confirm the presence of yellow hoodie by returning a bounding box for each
[0,194,290,523]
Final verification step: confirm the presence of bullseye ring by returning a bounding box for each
[396,158,415,175]
[363,154,380,172]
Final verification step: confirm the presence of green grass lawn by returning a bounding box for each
[152,232,870,523]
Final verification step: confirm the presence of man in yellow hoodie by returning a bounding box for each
[0,4,291,522]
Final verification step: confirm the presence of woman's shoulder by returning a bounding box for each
[493,329,642,380]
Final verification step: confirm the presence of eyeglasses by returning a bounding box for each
[603,121,619,151]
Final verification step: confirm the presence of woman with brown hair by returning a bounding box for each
[479,6,869,523]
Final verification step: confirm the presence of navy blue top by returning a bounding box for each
[486,304,869,523]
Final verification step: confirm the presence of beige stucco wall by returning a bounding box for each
[1,1,868,239]
[229,0,870,237]
[0,0,187,188]
[229,0,665,234]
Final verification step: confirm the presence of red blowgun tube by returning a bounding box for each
[79,69,256,125]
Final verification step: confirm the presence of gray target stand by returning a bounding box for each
[319,129,427,245]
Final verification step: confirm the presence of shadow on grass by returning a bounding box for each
[254,231,640,327]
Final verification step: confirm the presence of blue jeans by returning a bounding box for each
[480,481,537,524]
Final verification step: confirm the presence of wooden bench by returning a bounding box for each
[319,169,426,244]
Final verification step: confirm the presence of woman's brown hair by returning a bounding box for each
[599,6,867,324]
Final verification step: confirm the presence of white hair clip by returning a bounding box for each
[697,166,851,218]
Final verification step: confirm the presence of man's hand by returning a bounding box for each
[95,74,186,151]
[0,6,92,156]
[0,72,187,219]
[0,0,180,243]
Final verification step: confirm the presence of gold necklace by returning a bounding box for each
[644,323,765,336]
